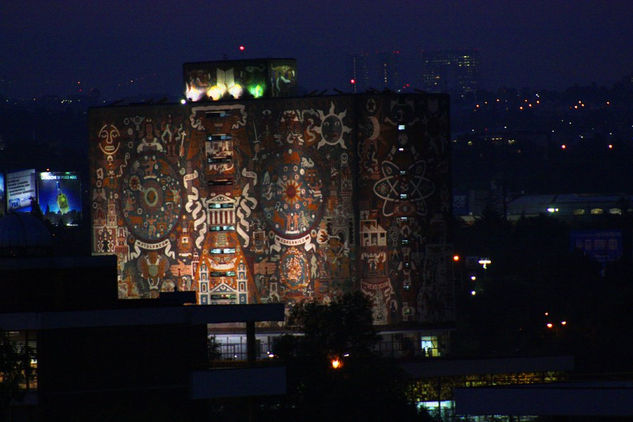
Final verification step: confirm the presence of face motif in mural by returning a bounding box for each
[316,102,351,149]
[120,155,182,242]
[98,124,121,156]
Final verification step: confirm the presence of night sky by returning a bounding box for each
[2,0,632,99]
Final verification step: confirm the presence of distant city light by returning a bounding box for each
[561,321,567,326]
[478,258,491,269]
[453,255,460,262]
[608,144,613,149]
[331,358,342,369]
[470,290,476,296]
[180,99,186,105]
[544,312,549,316]
[470,275,477,281]
[561,144,567,149]
[546,323,553,329]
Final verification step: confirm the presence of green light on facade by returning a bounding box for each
[248,84,264,98]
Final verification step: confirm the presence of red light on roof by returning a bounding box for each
[239,45,245,51]
[350,79,356,84]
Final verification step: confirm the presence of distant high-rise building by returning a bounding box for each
[349,52,371,93]
[421,49,480,97]
[349,50,403,93]
[376,50,401,91]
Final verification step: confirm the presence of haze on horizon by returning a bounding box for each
[1,0,632,99]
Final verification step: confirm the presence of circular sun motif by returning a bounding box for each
[316,102,352,149]
[120,155,182,242]
[260,148,326,239]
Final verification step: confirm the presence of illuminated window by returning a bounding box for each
[210,225,235,231]
[609,208,622,215]
[400,193,408,200]
[398,124,406,131]
[573,209,585,215]
[590,208,604,215]
[210,271,236,277]
[208,157,232,164]
[420,336,439,357]
[207,134,232,141]
[205,111,228,118]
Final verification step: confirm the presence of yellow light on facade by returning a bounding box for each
[228,83,243,99]
[208,84,226,101]
[331,358,342,369]
[185,86,204,101]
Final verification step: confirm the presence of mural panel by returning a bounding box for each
[89,93,453,326]
[356,94,453,325]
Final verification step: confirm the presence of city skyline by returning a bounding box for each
[2,1,633,99]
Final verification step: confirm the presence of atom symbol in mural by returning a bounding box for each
[315,102,352,150]
[373,160,435,217]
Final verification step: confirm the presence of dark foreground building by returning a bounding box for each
[0,252,285,421]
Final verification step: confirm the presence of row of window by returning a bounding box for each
[207,133,232,141]
[210,248,236,254]
[208,156,233,164]
[210,225,235,231]
[209,203,234,209]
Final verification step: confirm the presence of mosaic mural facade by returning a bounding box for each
[89,93,453,325]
